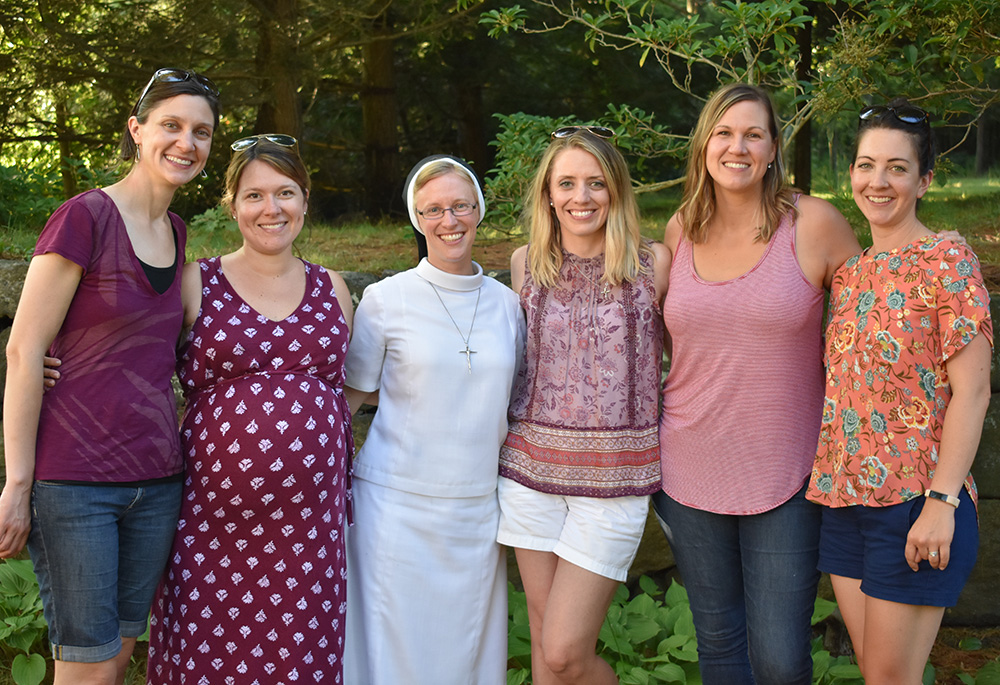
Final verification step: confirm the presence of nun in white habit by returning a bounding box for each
[343,155,524,684]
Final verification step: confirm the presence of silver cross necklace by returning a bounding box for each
[428,282,482,374]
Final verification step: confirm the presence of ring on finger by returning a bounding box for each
[929,551,939,558]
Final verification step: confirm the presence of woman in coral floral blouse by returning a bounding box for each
[807,99,993,683]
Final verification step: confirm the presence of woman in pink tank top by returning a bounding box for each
[654,84,860,685]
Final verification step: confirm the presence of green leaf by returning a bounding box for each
[638,575,662,597]
[505,667,529,685]
[959,637,983,651]
[811,596,838,625]
[11,653,45,685]
[903,44,917,65]
[664,581,689,608]
[829,663,864,678]
[922,662,935,685]
[975,660,1000,685]
[652,662,687,683]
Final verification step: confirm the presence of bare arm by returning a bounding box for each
[662,213,684,260]
[330,271,354,334]
[794,195,862,291]
[649,240,671,306]
[0,253,83,557]
[345,386,378,415]
[510,245,527,295]
[904,334,991,571]
[180,261,203,336]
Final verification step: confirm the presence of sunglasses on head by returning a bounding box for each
[135,68,219,112]
[230,134,298,152]
[859,104,929,126]
[550,125,616,140]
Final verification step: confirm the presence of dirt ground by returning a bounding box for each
[931,627,1000,683]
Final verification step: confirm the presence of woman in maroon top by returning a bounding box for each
[0,68,219,685]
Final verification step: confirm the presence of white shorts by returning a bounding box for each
[496,476,649,582]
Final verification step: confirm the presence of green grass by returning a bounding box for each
[1,177,997,273]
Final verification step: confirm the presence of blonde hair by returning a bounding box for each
[678,83,797,244]
[524,131,649,288]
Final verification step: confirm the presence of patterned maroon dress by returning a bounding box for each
[147,257,352,685]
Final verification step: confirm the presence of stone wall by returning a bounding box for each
[0,259,997,624]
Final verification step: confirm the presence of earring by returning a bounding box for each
[767,162,773,169]
[135,145,141,162]
[200,168,208,179]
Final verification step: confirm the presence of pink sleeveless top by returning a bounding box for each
[659,208,824,514]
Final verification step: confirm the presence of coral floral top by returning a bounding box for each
[808,236,993,509]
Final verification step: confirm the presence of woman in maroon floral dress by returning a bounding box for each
[146,135,354,685]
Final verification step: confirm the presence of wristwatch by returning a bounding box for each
[925,489,960,508]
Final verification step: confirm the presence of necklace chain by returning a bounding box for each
[428,281,482,374]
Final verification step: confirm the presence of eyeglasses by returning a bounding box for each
[231,134,298,152]
[134,68,219,113]
[550,125,616,140]
[416,202,478,220]
[859,104,929,125]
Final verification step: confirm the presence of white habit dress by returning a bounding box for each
[343,259,524,684]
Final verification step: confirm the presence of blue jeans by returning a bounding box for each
[28,480,182,663]
[651,485,821,685]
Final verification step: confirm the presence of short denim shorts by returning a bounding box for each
[817,488,978,607]
[28,480,182,662]
[496,476,649,582]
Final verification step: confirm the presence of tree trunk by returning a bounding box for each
[361,17,398,218]
[792,7,813,194]
[975,111,989,176]
[56,96,77,201]
[253,0,302,137]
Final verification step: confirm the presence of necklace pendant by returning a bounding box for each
[461,344,477,374]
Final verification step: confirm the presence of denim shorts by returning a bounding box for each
[496,476,648,582]
[27,480,182,662]
[817,488,978,607]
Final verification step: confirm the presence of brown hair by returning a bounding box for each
[221,138,311,213]
[678,83,796,244]
[117,69,221,163]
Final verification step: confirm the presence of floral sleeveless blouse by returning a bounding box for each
[500,245,663,498]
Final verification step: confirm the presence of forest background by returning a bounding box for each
[0,0,998,234]
[1,2,1000,684]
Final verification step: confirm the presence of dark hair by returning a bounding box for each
[221,138,311,214]
[854,97,936,176]
[117,70,221,163]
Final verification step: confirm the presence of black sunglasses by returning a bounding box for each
[231,134,298,152]
[859,104,929,126]
[550,125,616,140]
[134,68,219,113]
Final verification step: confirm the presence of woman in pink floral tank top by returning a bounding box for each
[498,127,670,684]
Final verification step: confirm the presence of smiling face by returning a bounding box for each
[704,99,776,195]
[415,171,479,275]
[232,160,307,256]
[547,147,610,257]
[850,127,931,233]
[129,94,214,188]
